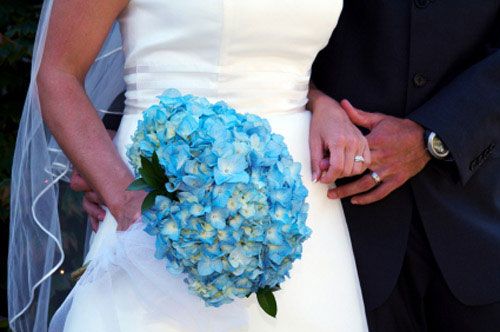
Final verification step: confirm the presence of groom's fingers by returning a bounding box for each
[365,150,384,170]
[341,99,384,130]
[83,192,106,218]
[320,158,330,171]
[351,178,400,205]
[83,198,105,224]
[84,191,105,205]
[89,216,99,232]
[340,100,373,129]
[69,170,92,192]
[327,174,376,199]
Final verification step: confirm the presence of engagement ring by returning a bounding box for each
[354,155,365,163]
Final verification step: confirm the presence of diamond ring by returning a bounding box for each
[354,155,365,163]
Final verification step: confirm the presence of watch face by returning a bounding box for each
[432,136,446,154]
[431,135,450,158]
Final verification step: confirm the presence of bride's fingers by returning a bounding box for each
[344,146,356,177]
[321,144,344,183]
[309,135,324,182]
[352,144,369,175]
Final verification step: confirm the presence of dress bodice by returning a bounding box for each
[118,0,342,116]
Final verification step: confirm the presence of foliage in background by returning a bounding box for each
[0,0,41,183]
[0,0,42,328]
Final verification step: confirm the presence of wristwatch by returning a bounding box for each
[424,129,451,160]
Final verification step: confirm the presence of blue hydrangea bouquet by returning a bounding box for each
[126,89,311,317]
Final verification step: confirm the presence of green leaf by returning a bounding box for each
[163,190,179,202]
[151,152,170,185]
[131,153,178,206]
[141,190,160,213]
[139,155,161,189]
[139,152,169,190]
[151,151,163,174]
[127,178,150,191]
[256,288,277,318]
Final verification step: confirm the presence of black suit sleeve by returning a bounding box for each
[408,48,500,185]
[102,91,126,131]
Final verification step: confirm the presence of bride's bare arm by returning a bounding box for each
[37,0,144,230]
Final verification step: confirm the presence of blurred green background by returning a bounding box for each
[1,1,89,329]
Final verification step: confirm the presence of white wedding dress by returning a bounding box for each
[50,0,368,331]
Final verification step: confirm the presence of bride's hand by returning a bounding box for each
[308,89,371,183]
[71,167,147,232]
[107,184,148,231]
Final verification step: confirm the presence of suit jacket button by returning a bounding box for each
[413,73,428,87]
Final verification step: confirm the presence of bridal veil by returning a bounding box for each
[8,1,125,330]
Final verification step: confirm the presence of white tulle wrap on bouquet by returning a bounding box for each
[49,210,248,332]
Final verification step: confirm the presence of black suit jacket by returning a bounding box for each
[102,91,126,130]
[312,1,500,311]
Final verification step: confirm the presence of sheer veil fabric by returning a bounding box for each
[8,1,125,330]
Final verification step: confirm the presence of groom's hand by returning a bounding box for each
[70,169,106,231]
[328,100,431,205]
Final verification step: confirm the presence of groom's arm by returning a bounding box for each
[328,46,500,203]
[313,36,500,203]
[326,46,500,203]
[407,48,500,185]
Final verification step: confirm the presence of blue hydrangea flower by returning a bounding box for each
[127,89,311,308]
